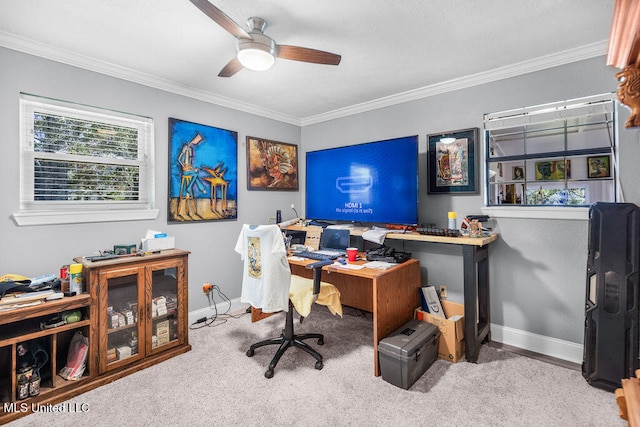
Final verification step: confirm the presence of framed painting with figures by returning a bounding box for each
[427,128,478,194]
[246,136,298,190]
[168,118,238,223]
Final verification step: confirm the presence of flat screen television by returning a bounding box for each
[305,135,419,225]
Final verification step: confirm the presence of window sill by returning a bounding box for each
[481,206,589,220]
[12,209,159,226]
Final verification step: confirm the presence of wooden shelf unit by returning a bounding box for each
[0,249,191,423]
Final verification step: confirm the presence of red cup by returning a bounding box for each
[346,247,358,262]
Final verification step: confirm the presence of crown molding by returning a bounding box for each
[1,30,607,128]
[300,40,609,126]
[0,30,301,126]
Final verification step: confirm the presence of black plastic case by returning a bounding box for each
[583,202,640,391]
[378,319,440,389]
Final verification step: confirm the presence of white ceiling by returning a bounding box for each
[0,0,614,125]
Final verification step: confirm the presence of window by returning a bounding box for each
[483,94,617,214]
[15,93,157,225]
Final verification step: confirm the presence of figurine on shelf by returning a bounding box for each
[616,66,640,128]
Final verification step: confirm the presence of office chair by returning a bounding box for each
[246,260,332,378]
[235,224,338,378]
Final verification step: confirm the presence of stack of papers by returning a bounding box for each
[362,261,396,270]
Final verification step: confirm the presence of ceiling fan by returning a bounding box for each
[189,0,342,77]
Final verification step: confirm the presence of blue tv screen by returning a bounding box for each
[305,135,419,225]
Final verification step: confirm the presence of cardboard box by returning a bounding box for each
[415,299,465,362]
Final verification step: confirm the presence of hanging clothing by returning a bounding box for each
[235,224,291,313]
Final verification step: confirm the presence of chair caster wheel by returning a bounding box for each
[246,349,254,357]
[315,361,324,370]
[318,337,324,345]
[265,369,274,379]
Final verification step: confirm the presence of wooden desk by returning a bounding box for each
[288,256,420,376]
[286,224,497,363]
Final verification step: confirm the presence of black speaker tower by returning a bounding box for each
[583,202,640,391]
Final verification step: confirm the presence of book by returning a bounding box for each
[421,286,446,319]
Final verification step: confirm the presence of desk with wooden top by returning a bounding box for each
[288,256,420,376]
[286,225,498,367]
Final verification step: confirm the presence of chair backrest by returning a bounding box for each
[234,224,291,313]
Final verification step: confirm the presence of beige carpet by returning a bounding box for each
[8,306,623,426]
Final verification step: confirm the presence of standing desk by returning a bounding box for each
[286,224,498,367]
[384,232,498,363]
[288,257,420,376]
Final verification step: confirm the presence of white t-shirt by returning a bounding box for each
[235,224,291,313]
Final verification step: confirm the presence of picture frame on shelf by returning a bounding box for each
[167,118,238,223]
[427,127,478,194]
[246,136,299,190]
[587,155,611,178]
[535,160,571,181]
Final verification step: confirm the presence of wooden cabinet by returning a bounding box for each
[0,249,190,423]
[92,253,189,373]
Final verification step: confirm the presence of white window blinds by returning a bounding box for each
[15,93,157,225]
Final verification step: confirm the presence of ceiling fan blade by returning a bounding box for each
[218,57,243,77]
[189,0,251,39]
[277,45,341,65]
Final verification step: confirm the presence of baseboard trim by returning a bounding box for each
[490,323,583,367]
[188,298,249,325]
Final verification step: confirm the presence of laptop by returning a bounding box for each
[313,229,350,257]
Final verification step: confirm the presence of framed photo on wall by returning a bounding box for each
[587,155,611,178]
[427,127,478,194]
[535,160,571,181]
[512,166,524,180]
[246,136,299,190]
[168,118,238,223]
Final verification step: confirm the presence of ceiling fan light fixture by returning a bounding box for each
[237,35,276,71]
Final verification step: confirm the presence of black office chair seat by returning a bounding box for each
[246,260,331,378]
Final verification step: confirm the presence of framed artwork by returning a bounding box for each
[167,118,238,223]
[512,166,524,180]
[535,160,571,180]
[246,136,299,190]
[587,155,611,178]
[427,127,478,194]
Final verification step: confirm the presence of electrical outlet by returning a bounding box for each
[202,283,213,294]
[291,203,295,209]
[439,285,447,299]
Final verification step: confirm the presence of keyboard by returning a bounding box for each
[293,251,339,261]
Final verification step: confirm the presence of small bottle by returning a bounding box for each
[447,211,457,229]
[60,265,70,293]
[68,263,83,295]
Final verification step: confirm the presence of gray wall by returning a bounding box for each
[0,47,302,314]
[302,56,640,355]
[2,46,639,359]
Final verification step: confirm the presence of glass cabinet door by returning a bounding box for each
[146,259,184,355]
[98,266,145,372]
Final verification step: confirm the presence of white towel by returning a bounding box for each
[362,228,388,245]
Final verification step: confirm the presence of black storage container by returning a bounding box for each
[583,202,640,392]
[378,319,440,389]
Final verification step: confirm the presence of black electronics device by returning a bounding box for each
[365,245,411,263]
[583,202,640,391]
